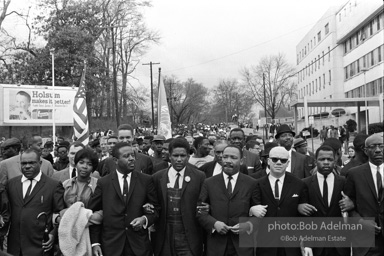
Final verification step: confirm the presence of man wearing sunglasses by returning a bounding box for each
[251,146,312,256]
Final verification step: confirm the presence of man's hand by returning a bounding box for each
[339,191,354,212]
[231,222,251,235]
[214,221,230,235]
[197,202,210,215]
[42,234,54,252]
[143,203,154,214]
[92,245,103,256]
[359,219,381,235]
[130,216,146,231]
[298,203,317,216]
[249,205,268,218]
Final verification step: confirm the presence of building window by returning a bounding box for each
[329,70,331,85]
[357,59,360,73]
[322,51,325,65]
[317,31,321,42]
[318,55,320,68]
[378,46,382,63]
[371,51,375,66]
[315,58,317,71]
[325,23,329,34]
[328,47,331,61]
[345,67,349,80]
[323,74,326,88]
[312,82,314,94]
[319,77,321,90]
[369,20,373,36]
[378,16,381,30]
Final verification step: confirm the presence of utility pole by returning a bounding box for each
[143,61,160,131]
[167,79,176,128]
[263,73,269,139]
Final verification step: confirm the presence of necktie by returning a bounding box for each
[123,174,129,199]
[174,172,181,189]
[24,179,33,202]
[377,167,383,201]
[323,175,328,208]
[71,168,77,178]
[274,179,280,200]
[227,176,233,196]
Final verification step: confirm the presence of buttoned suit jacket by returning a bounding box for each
[51,167,100,183]
[97,153,153,176]
[7,173,64,256]
[242,150,262,175]
[344,163,384,256]
[152,165,206,256]
[199,160,248,178]
[302,174,350,256]
[255,172,307,256]
[88,171,159,256]
[197,172,257,256]
[0,155,54,185]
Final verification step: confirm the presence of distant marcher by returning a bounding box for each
[341,134,369,176]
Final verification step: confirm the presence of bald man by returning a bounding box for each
[251,146,312,256]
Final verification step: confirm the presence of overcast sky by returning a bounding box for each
[5,0,351,89]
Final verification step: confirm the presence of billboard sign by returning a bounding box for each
[1,84,77,126]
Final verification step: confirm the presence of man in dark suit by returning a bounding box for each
[250,146,312,256]
[341,133,369,176]
[152,138,206,256]
[88,142,159,256]
[7,148,65,256]
[293,137,316,172]
[98,124,153,176]
[275,124,311,179]
[197,145,257,256]
[250,142,278,180]
[344,133,384,256]
[228,128,262,175]
[199,140,248,178]
[299,145,354,256]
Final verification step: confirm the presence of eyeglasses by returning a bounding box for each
[366,144,384,150]
[270,157,289,164]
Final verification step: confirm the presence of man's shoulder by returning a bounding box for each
[187,165,206,178]
[8,174,22,186]
[199,160,215,170]
[136,152,151,161]
[286,172,305,185]
[348,163,370,177]
[52,168,68,178]
[152,168,167,179]
[0,155,18,166]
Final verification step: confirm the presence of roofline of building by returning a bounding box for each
[291,96,383,108]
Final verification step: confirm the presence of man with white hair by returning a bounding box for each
[251,146,312,256]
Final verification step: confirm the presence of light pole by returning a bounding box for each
[362,68,369,135]
[50,49,56,144]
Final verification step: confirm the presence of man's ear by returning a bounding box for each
[239,158,244,166]
[113,157,118,164]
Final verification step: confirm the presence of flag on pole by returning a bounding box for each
[157,76,172,139]
[73,61,89,145]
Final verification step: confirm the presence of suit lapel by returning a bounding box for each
[279,174,292,205]
[262,176,277,206]
[180,167,191,198]
[126,171,137,203]
[363,164,379,200]
[16,176,24,203]
[312,175,327,209]
[160,169,168,206]
[24,173,47,205]
[231,173,242,199]
[111,171,125,203]
[330,175,342,210]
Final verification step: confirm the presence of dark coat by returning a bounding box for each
[88,171,159,256]
[152,166,205,256]
[197,172,257,256]
[97,153,153,176]
[199,160,248,178]
[7,173,64,256]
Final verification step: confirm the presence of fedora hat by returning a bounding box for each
[275,124,295,139]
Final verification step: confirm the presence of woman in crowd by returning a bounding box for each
[343,145,355,166]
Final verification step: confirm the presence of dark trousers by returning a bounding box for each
[224,238,237,256]
[161,223,193,256]
[123,236,135,256]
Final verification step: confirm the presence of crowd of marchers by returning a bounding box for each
[0,123,382,256]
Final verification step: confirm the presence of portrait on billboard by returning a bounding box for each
[9,90,32,120]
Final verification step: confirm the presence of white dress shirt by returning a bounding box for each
[222,172,239,190]
[21,171,42,198]
[212,162,222,177]
[168,167,185,189]
[68,165,77,179]
[115,170,131,195]
[316,172,334,205]
[369,162,384,196]
[268,173,285,199]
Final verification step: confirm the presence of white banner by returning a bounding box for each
[1,85,77,125]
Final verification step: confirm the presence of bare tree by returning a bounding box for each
[212,78,253,123]
[241,53,296,120]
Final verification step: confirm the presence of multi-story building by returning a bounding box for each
[295,0,383,129]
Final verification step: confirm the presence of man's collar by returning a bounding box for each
[21,171,42,182]
[169,166,186,177]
